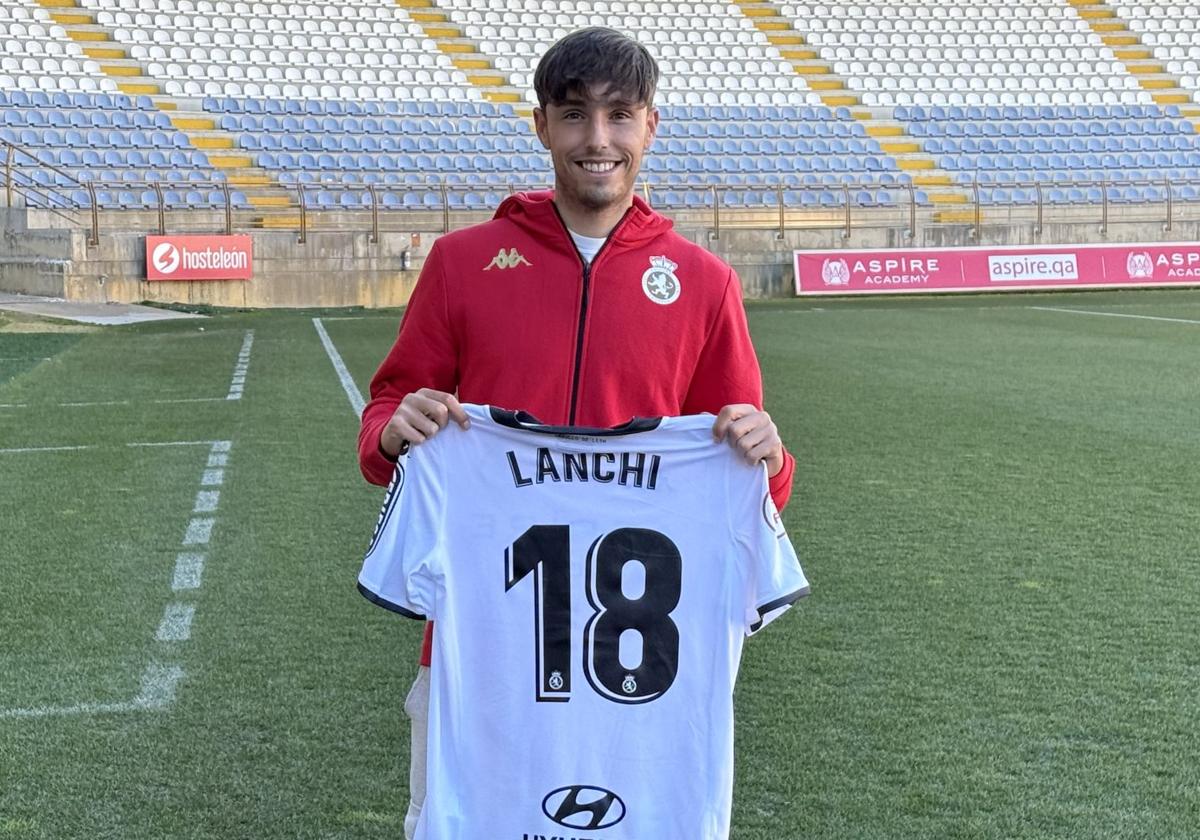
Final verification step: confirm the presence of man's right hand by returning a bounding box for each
[379,388,471,458]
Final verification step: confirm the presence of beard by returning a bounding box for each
[559,164,636,213]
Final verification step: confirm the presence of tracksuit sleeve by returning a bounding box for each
[358,242,460,486]
[682,268,797,512]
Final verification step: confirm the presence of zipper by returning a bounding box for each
[551,204,634,425]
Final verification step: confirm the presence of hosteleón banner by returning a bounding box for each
[146,235,253,282]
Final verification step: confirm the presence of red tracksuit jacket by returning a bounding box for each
[359,191,796,664]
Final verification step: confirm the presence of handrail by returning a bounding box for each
[1100,179,1109,236]
[367,183,379,243]
[0,139,85,229]
[841,183,851,240]
[297,183,308,244]
[1,134,1198,244]
[1164,177,1173,233]
[710,184,720,239]
[970,180,981,240]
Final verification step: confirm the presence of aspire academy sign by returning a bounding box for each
[146,235,253,281]
[794,242,1200,295]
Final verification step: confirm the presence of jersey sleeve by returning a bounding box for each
[681,268,796,512]
[731,462,810,636]
[357,447,446,620]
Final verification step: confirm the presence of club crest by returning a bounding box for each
[642,256,680,305]
[1126,251,1154,279]
[822,258,851,286]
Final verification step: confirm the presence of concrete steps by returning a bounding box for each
[728,0,974,214]
[31,0,296,220]
[392,0,531,111]
[1070,0,1198,107]
[731,0,862,110]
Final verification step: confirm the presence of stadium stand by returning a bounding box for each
[782,0,1152,108]
[77,0,484,102]
[0,0,1198,216]
[1119,2,1200,103]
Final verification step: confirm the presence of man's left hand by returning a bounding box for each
[712,404,784,477]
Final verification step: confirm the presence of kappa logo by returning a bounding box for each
[484,247,532,270]
[542,785,627,831]
[642,255,680,304]
[152,242,181,276]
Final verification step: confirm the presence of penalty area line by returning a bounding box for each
[2,440,225,455]
[0,663,185,720]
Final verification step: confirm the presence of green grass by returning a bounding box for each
[2,291,1199,839]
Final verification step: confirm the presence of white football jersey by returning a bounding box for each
[359,404,809,840]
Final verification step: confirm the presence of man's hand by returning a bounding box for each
[380,388,470,458]
[712,404,784,477]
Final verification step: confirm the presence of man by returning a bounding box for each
[357,27,796,839]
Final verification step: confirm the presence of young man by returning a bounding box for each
[357,27,796,839]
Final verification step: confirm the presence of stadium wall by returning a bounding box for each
[2,209,1198,306]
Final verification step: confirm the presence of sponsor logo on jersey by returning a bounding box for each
[1126,251,1154,279]
[821,258,850,287]
[484,247,532,270]
[541,785,626,831]
[642,256,680,304]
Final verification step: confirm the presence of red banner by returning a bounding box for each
[794,242,1200,296]
[146,235,253,281]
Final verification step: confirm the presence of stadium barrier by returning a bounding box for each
[795,241,1200,295]
[3,138,1200,305]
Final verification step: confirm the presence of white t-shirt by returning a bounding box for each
[569,229,607,265]
[359,404,809,840]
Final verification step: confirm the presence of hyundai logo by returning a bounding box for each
[542,785,626,830]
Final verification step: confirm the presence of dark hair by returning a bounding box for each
[533,27,659,109]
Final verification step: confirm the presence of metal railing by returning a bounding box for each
[2,141,88,237]
[3,139,1198,246]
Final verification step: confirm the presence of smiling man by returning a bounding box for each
[358,27,797,839]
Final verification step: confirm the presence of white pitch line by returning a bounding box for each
[0,444,93,454]
[226,329,255,401]
[0,663,184,719]
[153,397,230,404]
[1029,306,1200,325]
[313,317,366,416]
[0,398,229,409]
[3,440,222,454]
[172,553,205,591]
[207,453,228,467]
[193,490,220,512]
[201,468,224,486]
[183,517,214,546]
[156,604,195,642]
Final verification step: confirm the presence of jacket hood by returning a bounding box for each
[493,190,674,250]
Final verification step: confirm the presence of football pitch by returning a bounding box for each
[2,290,1198,839]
